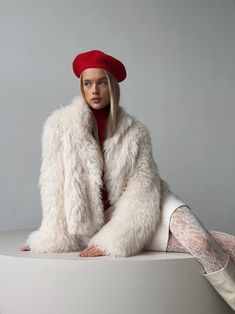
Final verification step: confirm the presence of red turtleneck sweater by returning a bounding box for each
[90,104,111,212]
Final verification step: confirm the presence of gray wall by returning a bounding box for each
[1,0,234,235]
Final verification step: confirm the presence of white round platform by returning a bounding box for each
[0,229,233,314]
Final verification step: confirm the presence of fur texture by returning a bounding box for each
[24,95,170,256]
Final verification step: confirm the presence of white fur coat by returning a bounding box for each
[24,95,170,256]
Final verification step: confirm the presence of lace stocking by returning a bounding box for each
[206,230,235,264]
[167,230,235,265]
[166,206,229,274]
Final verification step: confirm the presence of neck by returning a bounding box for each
[90,103,111,118]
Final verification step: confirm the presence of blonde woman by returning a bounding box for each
[21,50,235,310]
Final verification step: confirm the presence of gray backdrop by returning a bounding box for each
[1,0,234,235]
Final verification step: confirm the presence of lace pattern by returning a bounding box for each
[166,206,233,273]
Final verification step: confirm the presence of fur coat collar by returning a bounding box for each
[25,95,170,256]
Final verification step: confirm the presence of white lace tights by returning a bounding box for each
[166,206,235,274]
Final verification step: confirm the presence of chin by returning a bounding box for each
[91,103,103,109]
[94,102,108,109]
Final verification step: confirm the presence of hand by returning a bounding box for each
[20,245,31,251]
[79,244,106,257]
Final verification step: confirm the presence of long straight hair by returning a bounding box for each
[79,69,120,169]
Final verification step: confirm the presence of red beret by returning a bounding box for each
[72,50,126,82]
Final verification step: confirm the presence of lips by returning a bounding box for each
[91,98,101,101]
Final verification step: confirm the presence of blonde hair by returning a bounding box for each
[79,69,120,169]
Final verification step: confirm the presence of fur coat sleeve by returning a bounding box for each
[87,126,162,257]
[24,110,84,253]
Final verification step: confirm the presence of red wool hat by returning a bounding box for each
[72,49,127,82]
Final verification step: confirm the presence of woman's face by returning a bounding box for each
[81,68,110,109]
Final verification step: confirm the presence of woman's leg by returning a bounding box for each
[166,232,186,252]
[166,205,235,310]
[167,230,235,264]
[207,230,235,264]
[166,205,229,273]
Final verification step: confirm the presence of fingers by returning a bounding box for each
[79,248,99,257]
[20,245,31,251]
[79,245,105,257]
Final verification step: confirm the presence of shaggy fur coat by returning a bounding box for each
[24,95,170,256]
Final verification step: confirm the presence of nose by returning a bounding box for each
[92,83,99,94]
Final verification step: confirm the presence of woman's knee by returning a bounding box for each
[169,205,191,230]
[169,206,212,251]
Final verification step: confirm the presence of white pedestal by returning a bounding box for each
[0,229,233,314]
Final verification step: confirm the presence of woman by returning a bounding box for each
[21,50,235,310]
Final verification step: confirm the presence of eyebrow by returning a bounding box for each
[83,77,107,82]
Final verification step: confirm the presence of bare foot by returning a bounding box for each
[20,245,31,251]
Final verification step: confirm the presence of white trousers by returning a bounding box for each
[143,189,191,252]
